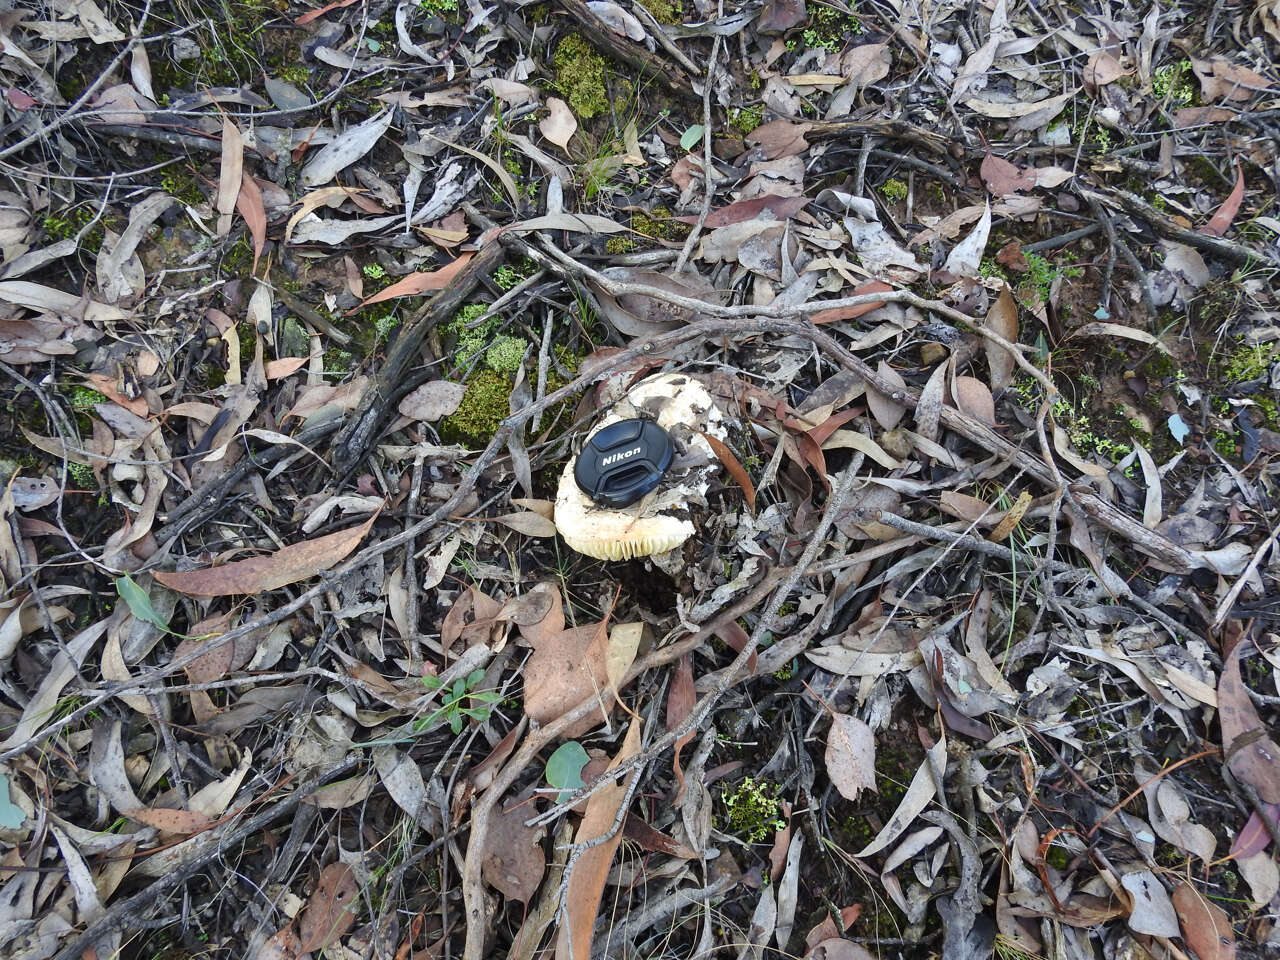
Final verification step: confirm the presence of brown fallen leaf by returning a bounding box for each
[1200,161,1245,237]
[216,118,243,238]
[539,96,577,150]
[953,376,997,426]
[523,623,614,738]
[126,806,215,834]
[1171,881,1236,960]
[517,582,565,649]
[667,654,695,795]
[1219,645,1280,803]
[980,152,1036,196]
[811,280,893,324]
[297,862,360,953]
[174,611,256,682]
[989,490,1032,542]
[555,719,641,960]
[236,172,267,274]
[984,285,1018,392]
[353,255,473,311]
[294,0,360,23]
[398,380,466,421]
[824,713,877,801]
[154,512,378,596]
[701,432,756,511]
[676,195,810,228]
[482,799,546,903]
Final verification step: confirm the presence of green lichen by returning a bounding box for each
[1222,342,1279,382]
[485,336,529,374]
[438,371,513,447]
[605,235,634,255]
[801,4,863,51]
[721,777,785,842]
[729,105,764,135]
[639,0,681,23]
[67,386,107,411]
[67,461,97,491]
[631,207,690,241]
[880,178,908,202]
[553,33,609,120]
[161,168,204,206]
[1153,60,1196,105]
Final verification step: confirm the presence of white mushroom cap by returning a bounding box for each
[555,373,727,562]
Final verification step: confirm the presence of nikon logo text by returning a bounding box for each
[601,447,643,466]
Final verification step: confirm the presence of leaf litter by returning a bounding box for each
[0,0,1278,957]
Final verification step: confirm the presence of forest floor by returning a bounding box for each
[1,0,1279,957]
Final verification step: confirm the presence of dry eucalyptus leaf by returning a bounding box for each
[953,376,996,426]
[482,800,546,902]
[297,863,360,952]
[824,713,876,801]
[397,380,465,421]
[494,512,558,537]
[984,286,1018,391]
[155,513,377,596]
[1171,882,1236,960]
[866,361,907,430]
[539,96,577,149]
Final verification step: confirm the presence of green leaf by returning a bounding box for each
[115,575,170,631]
[680,124,705,152]
[466,668,486,687]
[0,774,26,829]
[545,740,589,801]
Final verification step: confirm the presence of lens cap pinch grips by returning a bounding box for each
[574,418,674,509]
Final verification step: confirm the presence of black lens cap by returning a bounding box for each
[574,418,674,508]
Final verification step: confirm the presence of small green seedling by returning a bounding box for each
[545,740,590,801]
[115,575,172,633]
[416,669,501,734]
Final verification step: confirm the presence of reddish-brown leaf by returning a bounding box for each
[1171,881,1237,960]
[297,863,360,953]
[811,280,892,324]
[154,512,377,596]
[677,195,810,228]
[294,0,360,23]
[126,806,215,834]
[980,152,1036,196]
[482,800,546,903]
[235,172,267,274]
[524,624,614,738]
[701,431,756,512]
[555,720,641,960]
[352,254,473,311]
[984,285,1019,391]
[1219,646,1280,803]
[667,654,695,794]
[953,376,997,426]
[1230,803,1280,859]
[1200,162,1245,237]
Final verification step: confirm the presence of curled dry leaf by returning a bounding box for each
[297,862,360,953]
[154,512,377,596]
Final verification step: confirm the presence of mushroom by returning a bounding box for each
[554,373,727,569]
